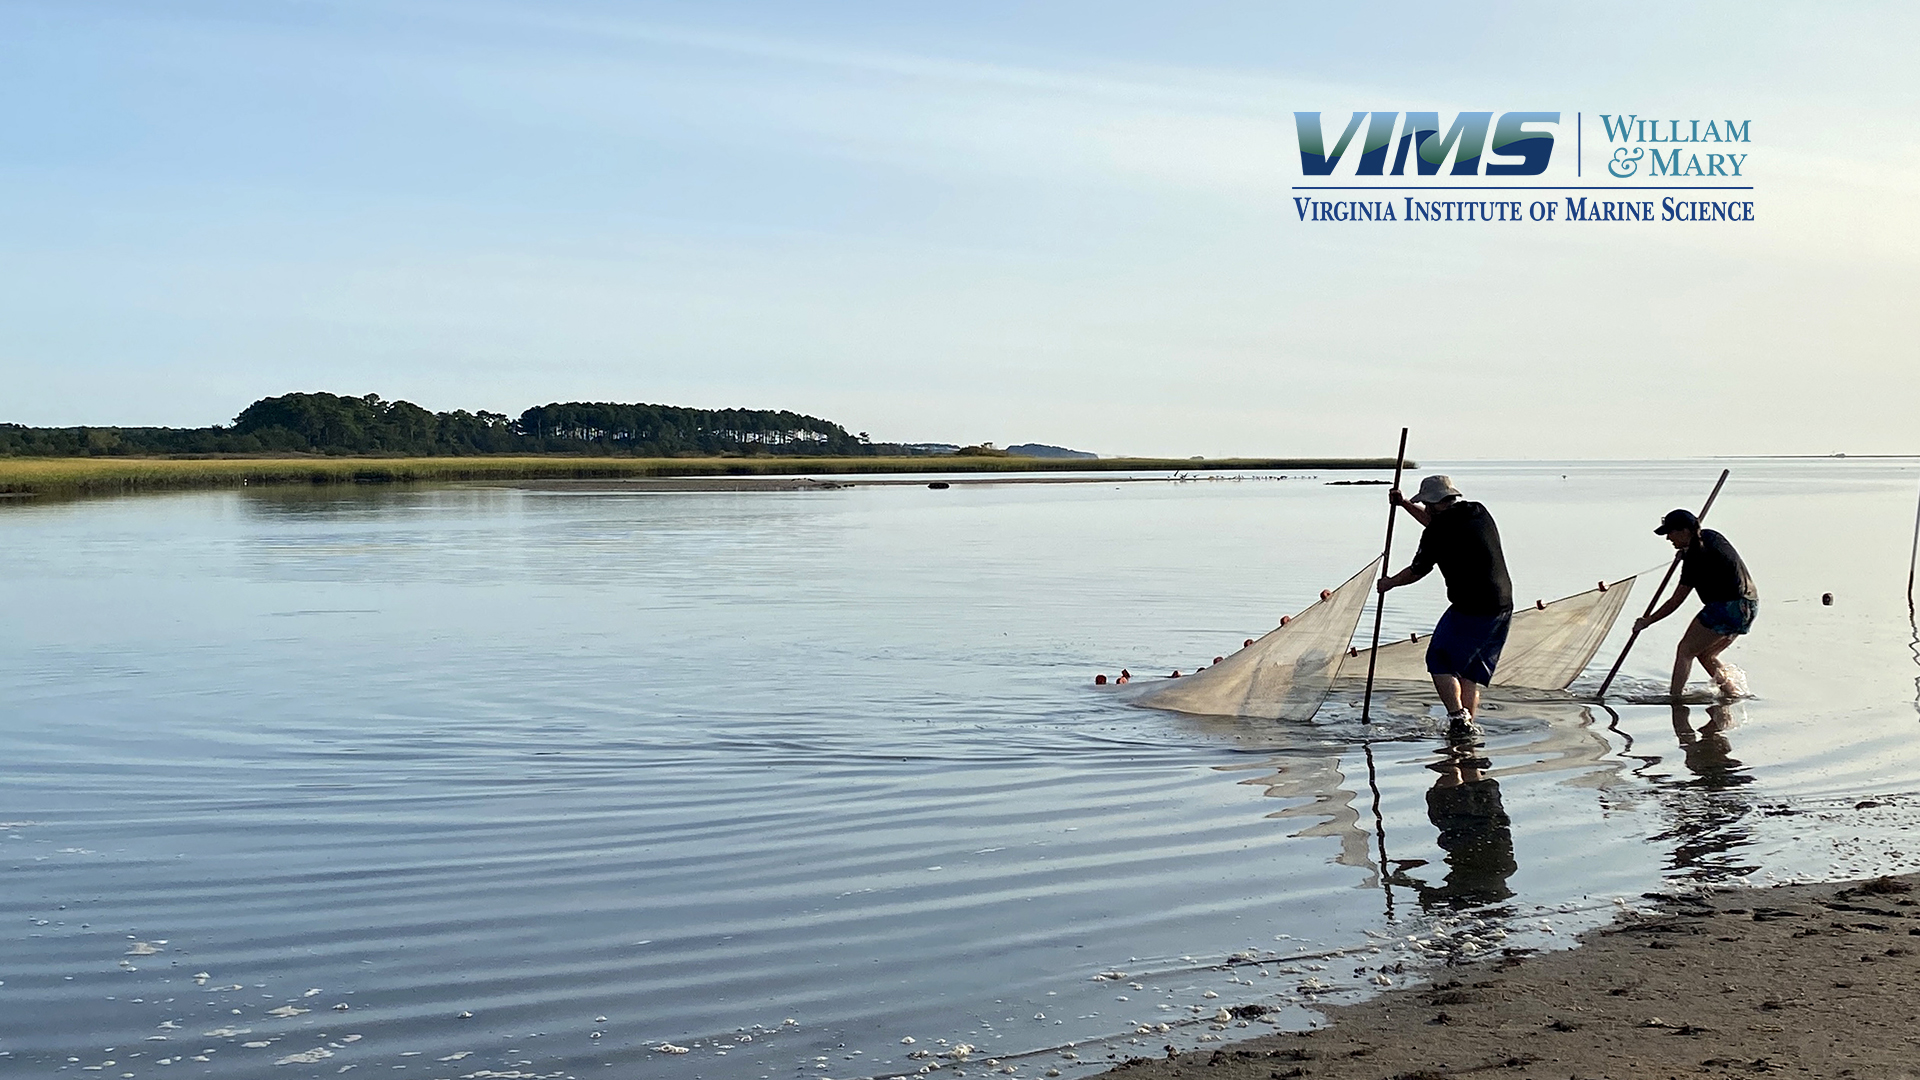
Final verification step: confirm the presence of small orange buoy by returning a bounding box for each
[1279,616,1290,626]
[1094,674,1108,685]
[1319,589,1332,601]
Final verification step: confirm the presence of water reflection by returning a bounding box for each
[1182,670,1874,971]
[1910,492,1919,716]
[1234,751,1376,884]
[1218,694,1791,918]
[1649,702,1759,882]
[1909,592,1919,718]
[1389,724,1518,909]
[1227,701,1612,917]
[1671,703,1749,786]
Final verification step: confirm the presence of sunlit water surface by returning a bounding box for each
[4,460,1919,1079]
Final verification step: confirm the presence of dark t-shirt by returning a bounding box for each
[1680,529,1757,603]
[1409,500,1513,616]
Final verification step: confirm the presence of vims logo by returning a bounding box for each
[1294,111,1559,176]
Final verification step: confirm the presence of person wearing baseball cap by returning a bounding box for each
[1633,508,1757,699]
[1376,475,1514,727]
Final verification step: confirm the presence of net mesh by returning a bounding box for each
[1339,576,1637,691]
[1135,558,1382,721]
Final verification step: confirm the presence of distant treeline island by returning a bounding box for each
[0,391,1403,497]
[3,391,920,458]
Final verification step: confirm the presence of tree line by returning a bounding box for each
[0,392,929,458]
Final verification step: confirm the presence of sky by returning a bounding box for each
[1,1,1915,458]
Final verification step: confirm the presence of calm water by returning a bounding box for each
[4,460,1920,1080]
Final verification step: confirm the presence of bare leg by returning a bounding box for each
[1671,617,1737,699]
[1696,635,1740,696]
[1459,680,1482,718]
[1431,674,1466,715]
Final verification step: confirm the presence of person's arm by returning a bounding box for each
[1633,583,1693,632]
[1377,565,1429,593]
[1378,531,1436,593]
[1389,488,1432,527]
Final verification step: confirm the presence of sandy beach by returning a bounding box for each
[1091,873,1920,1080]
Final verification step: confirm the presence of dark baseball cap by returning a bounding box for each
[1655,509,1699,535]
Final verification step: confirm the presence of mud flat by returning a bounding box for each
[1093,873,1920,1080]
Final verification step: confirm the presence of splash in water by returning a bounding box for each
[1714,664,1750,700]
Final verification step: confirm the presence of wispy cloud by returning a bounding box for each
[2,1,1917,456]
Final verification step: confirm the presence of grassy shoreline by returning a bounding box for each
[0,455,1404,498]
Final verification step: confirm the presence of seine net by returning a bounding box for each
[1338,576,1638,691]
[1135,558,1382,721]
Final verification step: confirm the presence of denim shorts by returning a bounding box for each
[1425,607,1512,686]
[1698,598,1757,637]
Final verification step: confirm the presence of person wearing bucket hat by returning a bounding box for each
[1633,508,1757,699]
[1376,475,1514,726]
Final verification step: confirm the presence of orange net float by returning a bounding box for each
[1319,588,1332,601]
[1279,616,1290,626]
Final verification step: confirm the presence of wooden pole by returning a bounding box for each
[1360,428,1410,724]
[1596,468,1731,698]
[1907,481,1920,606]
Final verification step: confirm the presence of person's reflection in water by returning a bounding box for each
[1654,703,1758,882]
[1671,702,1751,788]
[1392,722,1519,909]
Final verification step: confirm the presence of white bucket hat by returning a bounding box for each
[1410,474,1462,505]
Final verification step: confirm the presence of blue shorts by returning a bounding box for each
[1426,607,1512,686]
[1697,598,1757,637]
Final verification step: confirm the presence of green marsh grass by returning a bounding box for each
[0,455,1402,499]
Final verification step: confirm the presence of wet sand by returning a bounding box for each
[1093,873,1920,1079]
